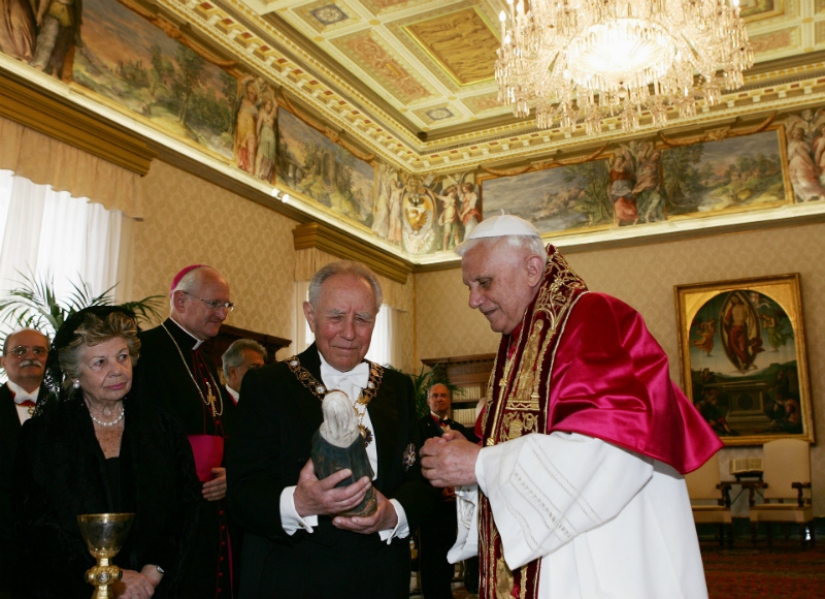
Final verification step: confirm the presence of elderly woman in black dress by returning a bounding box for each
[13,306,200,599]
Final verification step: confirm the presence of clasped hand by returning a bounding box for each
[420,430,481,488]
[202,467,226,501]
[112,566,162,599]
[293,459,398,534]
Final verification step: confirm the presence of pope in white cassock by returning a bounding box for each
[420,215,722,599]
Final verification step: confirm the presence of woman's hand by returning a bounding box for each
[112,567,160,599]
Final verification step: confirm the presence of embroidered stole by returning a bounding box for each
[479,246,588,599]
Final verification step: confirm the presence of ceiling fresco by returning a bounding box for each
[131,0,825,176]
[4,0,825,263]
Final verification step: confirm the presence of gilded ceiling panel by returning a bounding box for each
[413,105,457,126]
[294,1,361,33]
[749,27,799,54]
[741,0,786,22]
[359,0,418,15]
[403,7,498,87]
[462,91,502,115]
[331,29,435,104]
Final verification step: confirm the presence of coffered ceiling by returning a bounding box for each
[162,0,825,173]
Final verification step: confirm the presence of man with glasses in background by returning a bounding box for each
[0,328,49,594]
[139,264,237,599]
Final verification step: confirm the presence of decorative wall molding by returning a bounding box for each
[292,221,412,283]
[0,70,156,176]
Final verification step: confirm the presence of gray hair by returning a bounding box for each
[222,338,267,378]
[168,266,215,311]
[456,235,548,268]
[308,261,383,311]
[58,312,140,382]
[2,328,50,355]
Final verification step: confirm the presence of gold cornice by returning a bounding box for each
[412,260,460,274]
[0,70,156,175]
[292,222,412,284]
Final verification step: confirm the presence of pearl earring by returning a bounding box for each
[73,380,81,389]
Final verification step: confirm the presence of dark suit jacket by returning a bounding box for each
[12,394,200,598]
[419,413,477,445]
[0,384,22,592]
[226,344,435,599]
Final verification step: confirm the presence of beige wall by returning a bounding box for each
[131,160,298,347]
[414,222,825,516]
[130,160,419,372]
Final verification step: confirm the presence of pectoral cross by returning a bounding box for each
[206,383,218,417]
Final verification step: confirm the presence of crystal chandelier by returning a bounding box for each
[495,0,754,134]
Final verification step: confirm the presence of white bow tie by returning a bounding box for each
[13,389,38,404]
[322,361,370,392]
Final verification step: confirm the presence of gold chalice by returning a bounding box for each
[77,513,135,599]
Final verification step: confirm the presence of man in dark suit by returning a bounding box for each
[418,383,477,599]
[138,265,236,599]
[0,328,49,594]
[227,260,435,599]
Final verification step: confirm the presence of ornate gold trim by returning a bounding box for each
[292,221,412,283]
[0,70,156,176]
[286,355,384,447]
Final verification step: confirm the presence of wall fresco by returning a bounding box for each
[482,127,793,236]
[82,0,235,159]
[277,108,374,226]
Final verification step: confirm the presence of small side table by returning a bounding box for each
[729,471,763,506]
[736,472,765,507]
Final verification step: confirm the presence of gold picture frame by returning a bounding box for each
[674,274,813,446]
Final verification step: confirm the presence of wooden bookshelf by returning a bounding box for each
[421,353,495,427]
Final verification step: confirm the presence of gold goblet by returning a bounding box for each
[77,513,135,599]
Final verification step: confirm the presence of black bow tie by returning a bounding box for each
[439,418,450,427]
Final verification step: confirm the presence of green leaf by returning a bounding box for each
[0,270,166,338]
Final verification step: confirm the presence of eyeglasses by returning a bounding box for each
[183,291,235,312]
[7,345,48,358]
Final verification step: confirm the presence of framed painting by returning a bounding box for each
[674,274,813,446]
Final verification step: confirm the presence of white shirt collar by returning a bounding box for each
[225,383,240,404]
[168,316,204,350]
[6,380,39,402]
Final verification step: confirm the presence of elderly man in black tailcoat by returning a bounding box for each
[227,260,434,599]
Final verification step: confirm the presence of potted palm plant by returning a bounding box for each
[0,271,164,338]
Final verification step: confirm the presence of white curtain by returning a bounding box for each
[0,169,132,340]
[293,280,397,368]
[365,305,393,367]
[293,280,312,356]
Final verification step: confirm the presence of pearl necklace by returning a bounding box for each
[88,405,125,427]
